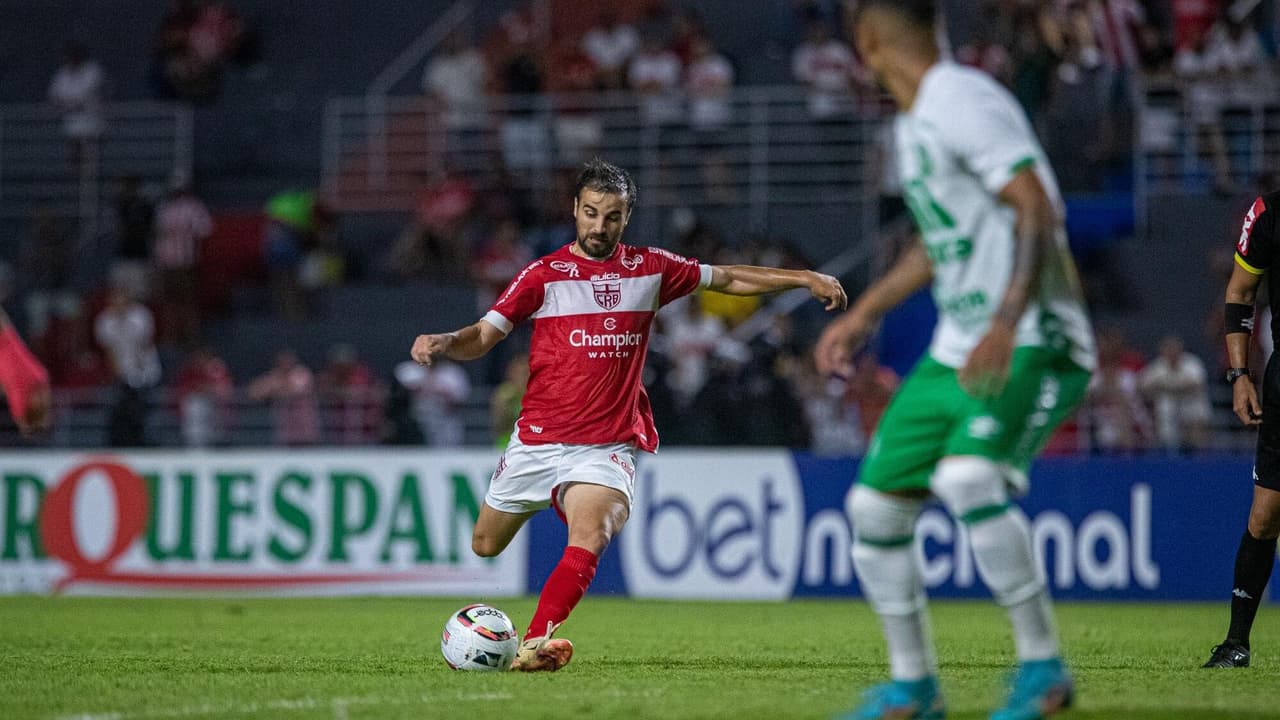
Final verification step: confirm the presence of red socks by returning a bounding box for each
[526,545,598,640]
[0,325,49,425]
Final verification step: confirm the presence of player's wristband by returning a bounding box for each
[1225,303,1255,335]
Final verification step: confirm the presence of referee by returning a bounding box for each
[1206,190,1280,667]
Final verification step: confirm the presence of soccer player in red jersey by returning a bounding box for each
[411,158,846,671]
[0,308,52,435]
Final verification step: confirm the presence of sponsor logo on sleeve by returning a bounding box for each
[498,260,544,305]
[1238,197,1267,254]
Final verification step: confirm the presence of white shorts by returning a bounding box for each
[485,428,638,521]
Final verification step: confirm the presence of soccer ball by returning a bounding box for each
[440,604,520,671]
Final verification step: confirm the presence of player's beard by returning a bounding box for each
[577,234,616,259]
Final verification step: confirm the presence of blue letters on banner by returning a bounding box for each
[525,454,1266,601]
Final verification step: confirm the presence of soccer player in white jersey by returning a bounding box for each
[411,158,846,672]
[815,2,1096,718]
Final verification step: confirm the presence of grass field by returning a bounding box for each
[2,597,1279,720]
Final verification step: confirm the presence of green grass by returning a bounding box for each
[1,597,1279,719]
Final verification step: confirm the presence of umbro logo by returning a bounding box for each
[1233,588,1254,600]
[968,416,1002,440]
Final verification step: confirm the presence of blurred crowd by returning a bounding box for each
[5,0,1278,450]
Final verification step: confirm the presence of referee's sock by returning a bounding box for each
[1227,530,1278,646]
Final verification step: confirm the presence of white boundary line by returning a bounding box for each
[53,691,514,720]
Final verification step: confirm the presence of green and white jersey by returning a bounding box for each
[895,61,1095,371]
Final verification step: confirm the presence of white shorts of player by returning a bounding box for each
[485,427,638,521]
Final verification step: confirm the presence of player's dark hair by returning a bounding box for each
[574,158,637,211]
[856,0,936,29]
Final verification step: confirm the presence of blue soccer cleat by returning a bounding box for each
[990,658,1074,720]
[837,676,946,720]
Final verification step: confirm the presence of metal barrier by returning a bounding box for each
[322,87,884,239]
[0,101,193,240]
[1135,76,1280,210]
[6,385,398,449]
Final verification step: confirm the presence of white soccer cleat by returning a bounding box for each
[510,621,573,672]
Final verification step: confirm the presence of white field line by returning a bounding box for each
[53,691,514,720]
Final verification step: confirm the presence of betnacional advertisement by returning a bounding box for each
[0,450,1264,601]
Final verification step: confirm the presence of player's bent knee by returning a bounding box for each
[1247,512,1280,540]
[471,534,506,558]
[846,484,919,543]
[931,456,1008,522]
[566,526,615,555]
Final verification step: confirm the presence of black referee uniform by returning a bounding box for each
[1204,190,1280,668]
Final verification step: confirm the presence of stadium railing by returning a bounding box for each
[0,101,193,242]
[1135,76,1280,215]
[3,384,393,449]
[320,86,884,242]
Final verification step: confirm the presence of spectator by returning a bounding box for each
[496,32,549,172]
[174,346,233,447]
[188,2,248,72]
[248,350,321,446]
[151,0,249,101]
[387,169,476,282]
[317,343,381,445]
[18,207,78,349]
[48,41,104,169]
[1174,22,1235,193]
[1009,4,1060,124]
[685,36,736,201]
[152,174,212,346]
[422,31,489,160]
[490,353,530,447]
[791,19,858,120]
[669,8,709,66]
[582,10,639,89]
[628,33,684,126]
[1139,335,1212,452]
[1080,328,1152,452]
[111,176,155,300]
[383,371,425,445]
[151,0,200,98]
[547,37,603,166]
[957,4,1013,85]
[846,351,898,441]
[471,218,535,313]
[1210,9,1270,106]
[94,285,162,447]
[264,190,331,318]
[663,294,727,407]
[393,357,471,446]
[1173,0,1222,53]
[795,357,865,456]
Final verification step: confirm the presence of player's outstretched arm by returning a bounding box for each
[411,320,506,366]
[706,265,847,310]
[815,241,932,377]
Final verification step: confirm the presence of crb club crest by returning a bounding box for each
[592,279,622,310]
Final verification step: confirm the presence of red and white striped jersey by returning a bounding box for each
[483,243,711,452]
